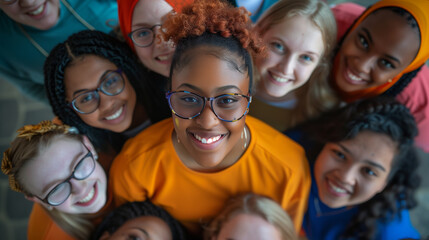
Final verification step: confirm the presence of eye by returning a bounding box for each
[358,34,369,49]
[126,235,141,240]
[380,59,395,69]
[103,74,120,89]
[78,92,96,104]
[300,54,313,63]
[179,95,201,106]
[216,95,240,108]
[332,149,346,161]
[135,29,152,39]
[269,41,285,54]
[362,167,377,177]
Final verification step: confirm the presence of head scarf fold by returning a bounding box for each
[118,0,194,50]
[334,0,429,102]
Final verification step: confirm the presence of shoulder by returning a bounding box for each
[376,208,420,240]
[28,204,75,240]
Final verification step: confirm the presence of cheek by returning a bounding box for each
[135,47,153,64]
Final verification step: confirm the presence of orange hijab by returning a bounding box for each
[334,0,429,102]
[117,0,194,50]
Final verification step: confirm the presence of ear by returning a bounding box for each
[82,135,98,160]
[98,231,111,240]
[25,196,53,210]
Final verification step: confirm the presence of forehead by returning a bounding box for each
[132,0,173,26]
[171,52,249,94]
[264,15,324,52]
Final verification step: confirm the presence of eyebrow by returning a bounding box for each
[177,83,243,94]
[72,70,111,97]
[362,28,401,64]
[337,143,386,172]
[135,227,149,237]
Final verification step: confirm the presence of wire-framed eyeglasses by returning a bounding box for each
[69,69,125,114]
[166,91,252,122]
[36,145,96,206]
[128,24,162,48]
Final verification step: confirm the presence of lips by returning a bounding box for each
[326,178,352,197]
[188,131,227,150]
[267,71,293,86]
[27,2,46,18]
[105,106,123,120]
[155,52,173,64]
[76,183,98,207]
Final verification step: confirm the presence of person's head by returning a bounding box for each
[161,0,264,172]
[92,201,186,240]
[254,0,336,98]
[1,121,107,214]
[45,30,150,149]
[117,0,193,77]
[309,97,418,210]
[205,194,297,240]
[333,0,429,102]
[0,0,60,30]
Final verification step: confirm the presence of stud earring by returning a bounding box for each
[388,79,392,83]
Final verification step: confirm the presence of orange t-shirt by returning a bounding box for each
[110,116,311,235]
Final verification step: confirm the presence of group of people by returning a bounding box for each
[0,0,428,239]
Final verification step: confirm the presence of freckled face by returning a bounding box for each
[314,131,396,208]
[255,15,324,98]
[64,55,137,133]
[0,0,60,30]
[131,0,174,77]
[215,213,282,240]
[171,52,250,172]
[335,9,420,92]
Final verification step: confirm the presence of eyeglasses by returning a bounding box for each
[0,0,17,5]
[166,91,252,122]
[69,69,125,114]
[37,146,96,206]
[128,24,162,48]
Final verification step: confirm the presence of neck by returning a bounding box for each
[128,102,147,130]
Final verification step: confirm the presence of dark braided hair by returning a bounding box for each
[300,96,420,239]
[91,201,187,240]
[335,6,423,98]
[44,30,170,152]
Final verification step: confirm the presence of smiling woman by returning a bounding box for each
[1,121,109,240]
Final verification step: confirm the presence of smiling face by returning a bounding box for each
[64,55,137,133]
[100,216,172,240]
[215,213,282,240]
[256,15,324,98]
[0,0,60,30]
[20,136,107,214]
[335,9,420,92]
[314,131,396,208]
[131,0,174,77]
[171,50,250,172]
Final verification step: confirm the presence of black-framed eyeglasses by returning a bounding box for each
[166,91,252,122]
[69,69,125,114]
[36,145,96,206]
[128,24,162,48]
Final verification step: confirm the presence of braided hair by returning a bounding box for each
[44,30,170,152]
[301,96,420,239]
[91,201,187,240]
[161,0,265,93]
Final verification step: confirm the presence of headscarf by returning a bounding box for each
[334,0,429,102]
[117,0,194,49]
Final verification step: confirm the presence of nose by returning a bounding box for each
[355,55,376,74]
[69,178,86,195]
[195,102,220,129]
[337,165,356,186]
[277,56,294,76]
[19,0,37,7]
[97,92,115,113]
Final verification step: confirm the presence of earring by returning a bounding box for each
[94,155,98,160]
[177,134,180,144]
[242,127,248,150]
[388,79,392,83]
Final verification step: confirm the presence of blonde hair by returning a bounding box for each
[205,194,297,240]
[1,120,94,240]
[256,0,340,128]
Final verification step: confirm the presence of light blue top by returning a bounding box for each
[0,0,118,103]
[230,0,278,22]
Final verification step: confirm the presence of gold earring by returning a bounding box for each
[388,79,392,83]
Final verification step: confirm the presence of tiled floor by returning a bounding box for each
[0,0,428,239]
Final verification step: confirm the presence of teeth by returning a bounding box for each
[157,55,170,61]
[194,134,222,144]
[272,74,288,83]
[78,187,95,204]
[105,107,123,120]
[28,4,44,15]
[347,70,363,82]
[328,180,347,193]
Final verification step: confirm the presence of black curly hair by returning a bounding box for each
[91,201,187,240]
[44,30,170,152]
[299,96,420,239]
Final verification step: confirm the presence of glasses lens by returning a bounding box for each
[74,154,95,180]
[73,91,99,113]
[213,94,249,121]
[169,92,204,119]
[47,182,71,206]
[101,71,125,96]
[131,28,155,47]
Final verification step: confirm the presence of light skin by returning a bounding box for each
[131,0,174,77]
[0,0,60,30]
[214,213,282,240]
[335,9,420,92]
[99,216,172,240]
[21,136,107,214]
[255,15,324,100]
[64,54,144,133]
[314,131,396,209]
[171,50,250,172]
